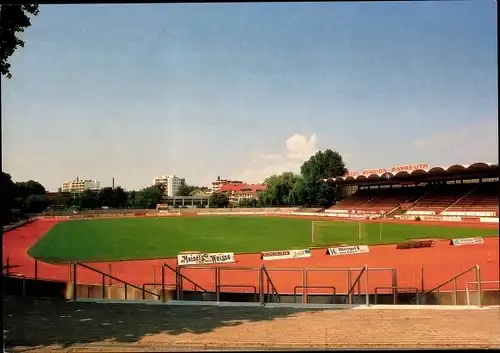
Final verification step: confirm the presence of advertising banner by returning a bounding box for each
[177,252,235,266]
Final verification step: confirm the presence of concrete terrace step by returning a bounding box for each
[4,297,500,351]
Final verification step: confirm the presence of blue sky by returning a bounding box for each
[2,1,498,191]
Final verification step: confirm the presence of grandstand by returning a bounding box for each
[324,162,499,218]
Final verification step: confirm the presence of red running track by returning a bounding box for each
[3,219,499,295]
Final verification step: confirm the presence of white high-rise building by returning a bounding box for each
[153,175,185,196]
[61,178,101,193]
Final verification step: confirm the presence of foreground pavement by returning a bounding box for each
[4,297,500,351]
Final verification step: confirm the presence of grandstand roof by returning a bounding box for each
[322,162,499,185]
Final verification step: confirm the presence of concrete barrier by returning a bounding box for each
[65,283,175,301]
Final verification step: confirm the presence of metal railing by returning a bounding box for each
[261,266,281,303]
[142,282,177,297]
[374,286,420,305]
[172,264,397,305]
[412,265,481,306]
[73,263,160,300]
[344,266,367,304]
[213,266,261,302]
[293,286,336,303]
[163,263,208,301]
[465,280,500,306]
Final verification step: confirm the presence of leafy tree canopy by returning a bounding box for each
[209,192,229,208]
[1,4,39,79]
[299,149,347,207]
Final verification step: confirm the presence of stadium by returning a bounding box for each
[3,160,500,349]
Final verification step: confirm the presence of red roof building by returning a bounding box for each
[218,183,266,204]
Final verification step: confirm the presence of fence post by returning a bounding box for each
[102,274,106,299]
[178,266,185,300]
[392,268,398,305]
[365,266,369,306]
[347,269,352,304]
[303,269,307,304]
[453,278,457,305]
[476,265,482,307]
[73,263,77,300]
[420,266,424,293]
[6,257,10,275]
[34,259,38,280]
[161,265,165,302]
[258,266,263,304]
[216,268,220,302]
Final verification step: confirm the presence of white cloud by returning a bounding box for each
[286,133,319,160]
[236,133,320,183]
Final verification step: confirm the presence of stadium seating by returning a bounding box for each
[328,181,499,217]
[328,187,427,214]
[405,184,474,216]
[354,187,425,214]
[297,207,324,213]
[442,183,499,216]
[326,189,375,213]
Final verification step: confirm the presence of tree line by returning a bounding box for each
[210,149,347,208]
[0,172,168,225]
[1,149,347,224]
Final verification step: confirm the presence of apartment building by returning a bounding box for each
[61,178,100,193]
[153,175,185,197]
[211,176,243,194]
[218,183,266,204]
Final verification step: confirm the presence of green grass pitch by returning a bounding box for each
[27,217,498,263]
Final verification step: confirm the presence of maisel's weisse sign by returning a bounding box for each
[177,252,235,266]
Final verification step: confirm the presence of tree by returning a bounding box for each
[300,149,347,207]
[78,190,99,209]
[177,182,196,197]
[97,187,114,208]
[177,181,208,197]
[238,198,258,208]
[126,191,137,208]
[1,4,40,79]
[133,186,163,209]
[259,172,302,206]
[45,191,72,209]
[112,186,128,208]
[24,194,48,213]
[15,180,46,199]
[209,192,229,208]
[1,172,18,224]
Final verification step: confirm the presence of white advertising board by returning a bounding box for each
[177,252,235,266]
[326,245,370,256]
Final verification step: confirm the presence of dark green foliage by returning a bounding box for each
[0,4,39,79]
[209,193,229,208]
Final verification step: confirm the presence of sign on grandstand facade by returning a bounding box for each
[326,245,369,256]
[177,252,235,266]
[261,249,311,261]
[344,163,430,177]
